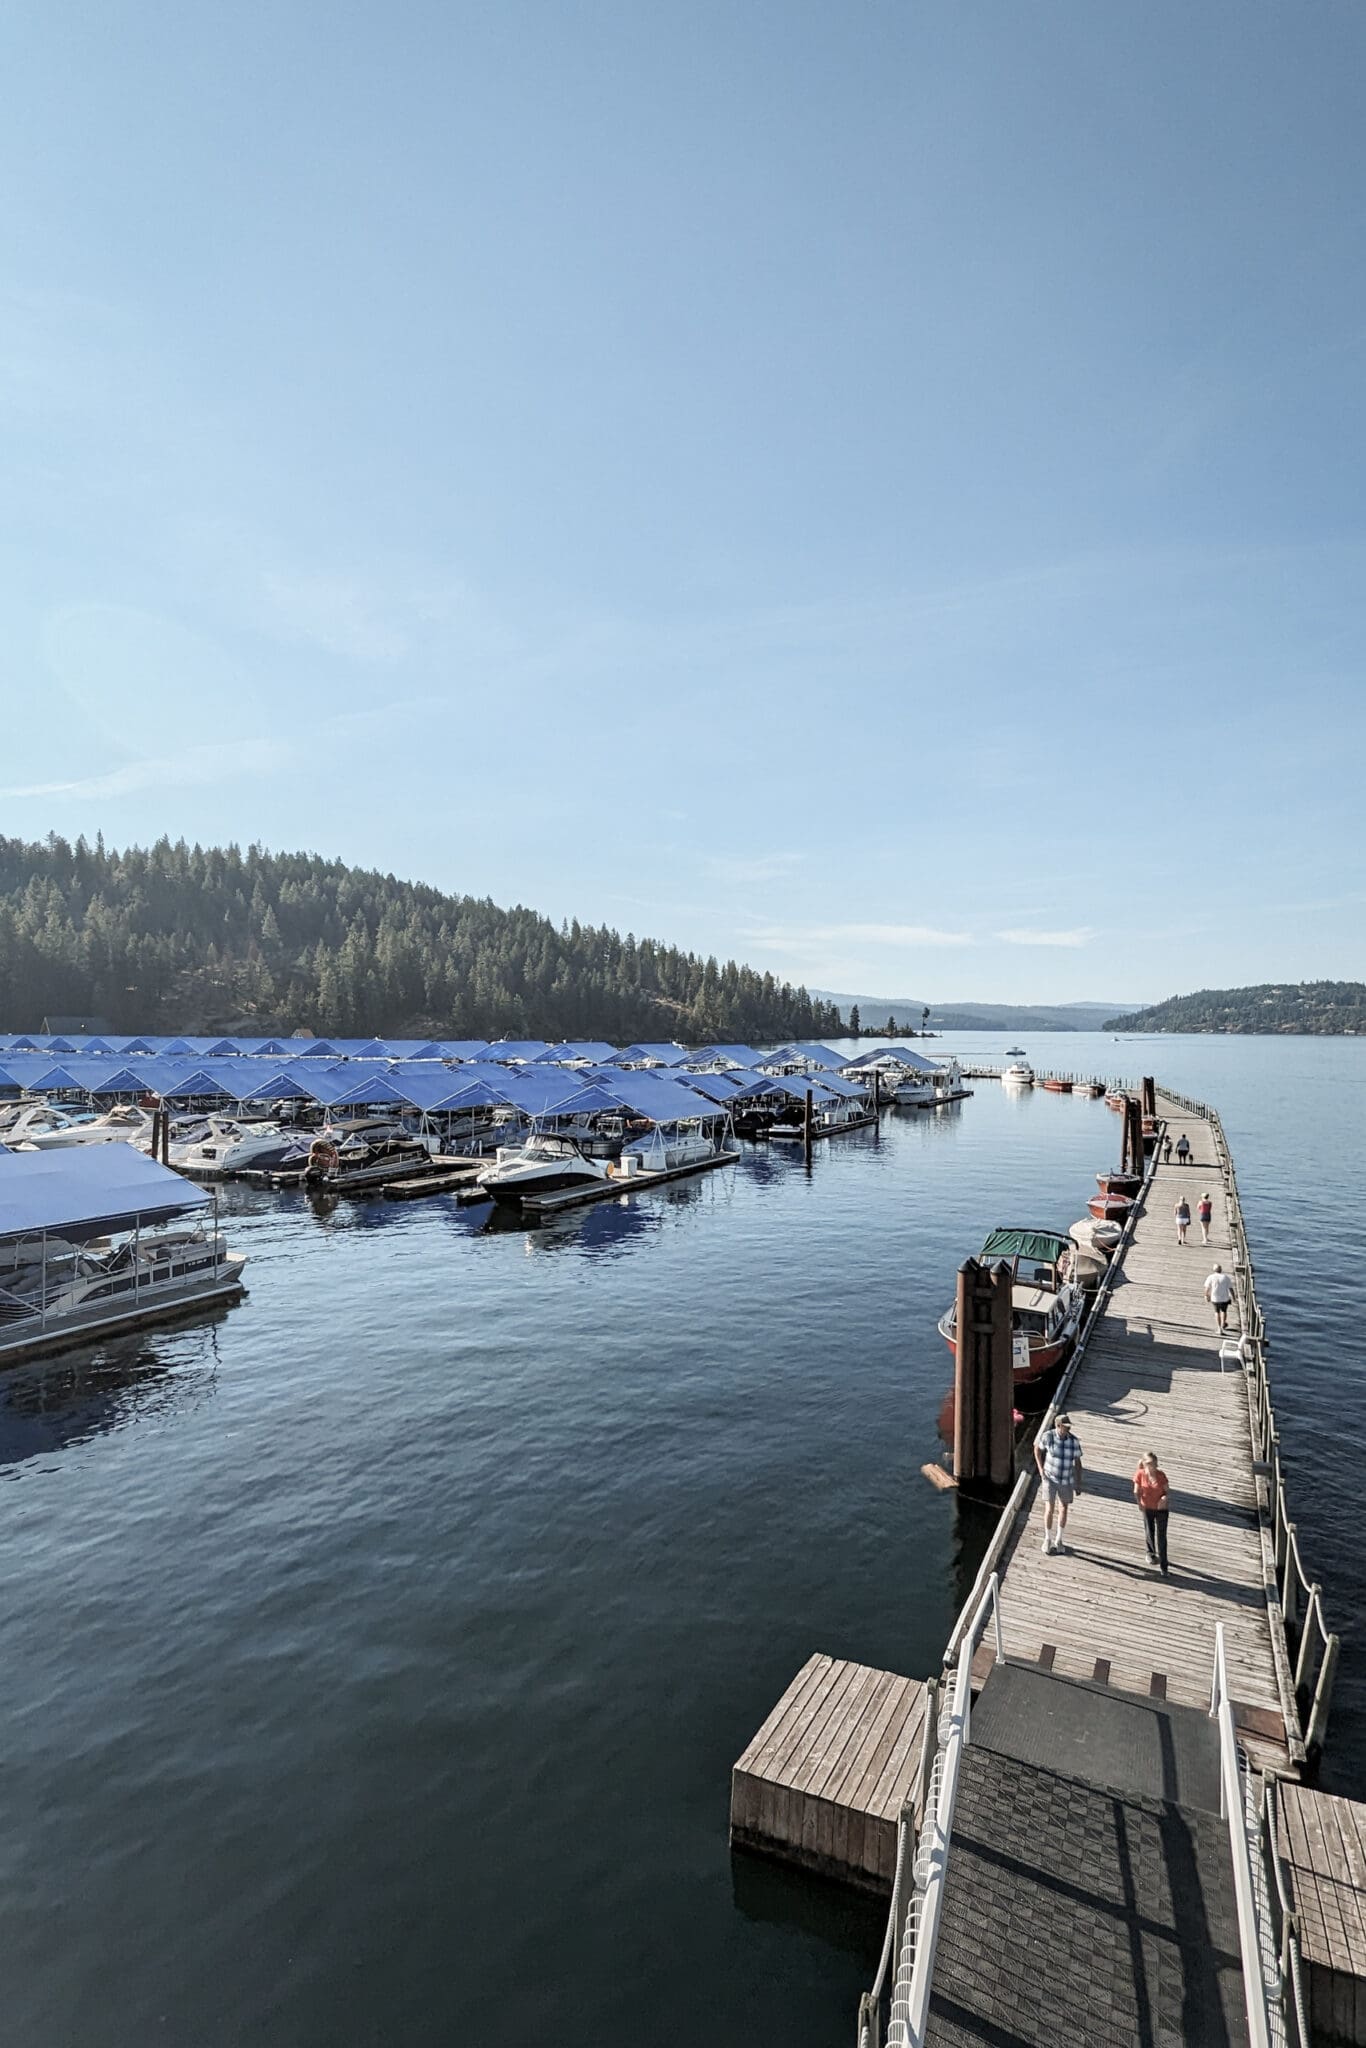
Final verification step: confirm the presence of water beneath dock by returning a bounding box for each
[1,1033,1362,2045]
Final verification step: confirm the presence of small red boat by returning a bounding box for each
[1105,1092,1126,1112]
[1095,1170,1142,1197]
[1089,1190,1135,1223]
[1042,1077,1073,1093]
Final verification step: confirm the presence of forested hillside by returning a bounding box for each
[1107,983,1366,1034]
[0,835,842,1043]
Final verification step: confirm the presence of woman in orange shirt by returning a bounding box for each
[1133,1452,1170,1575]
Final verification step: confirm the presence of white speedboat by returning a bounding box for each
[175,1117,311,1176]
[0,1103,101,1147]
[22,1104,155,1148]
[475,1131,615,1206]
[1001,1062,1035,1087]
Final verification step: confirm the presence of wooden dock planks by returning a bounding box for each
[1277,1782,1366,2042]
[729,1655,929,1890]
[991,1094,1294,1767]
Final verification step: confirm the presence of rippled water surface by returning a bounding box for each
[2,1033,1362,2045]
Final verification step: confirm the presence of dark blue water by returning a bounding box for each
[1,1034,1360,2044]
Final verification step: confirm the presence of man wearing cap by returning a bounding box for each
[1034,1412,1083,1556]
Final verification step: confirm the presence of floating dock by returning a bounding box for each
[520,1147,740,1214]
[729,1656,932,1891]
[735,1082,1341,2046]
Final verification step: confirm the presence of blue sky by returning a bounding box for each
[4,2,1365,1003]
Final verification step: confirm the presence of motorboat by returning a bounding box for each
[1088,1189,1136,1224]
[176,1117,311,1177]
[1004,1046,1027,1057]
[303,1120,434,1191]
[937,1227,1086,1384]
[475,1131,616,1207]
[1001,1062,1034,1087]
[892,1059,969,1108]
[1095,1169,1142,1198]
[19,1103,155,1149]
[0,1103,101,1147]
[621,1124,722,1173]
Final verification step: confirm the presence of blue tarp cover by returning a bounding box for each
[0,1146,210,1241]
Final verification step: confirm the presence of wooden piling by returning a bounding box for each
[803,1088,813,1164]
[952,1256,1014,1493]
[1141,1075,1156,1119]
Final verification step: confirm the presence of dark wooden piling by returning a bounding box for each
[1141,1075,1157,1119]
[952,1256,1014,1493]
[803,1087,813,1164]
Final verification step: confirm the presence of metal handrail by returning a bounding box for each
[1210,1623,1274,2048]
[876,1576,1004,2048]
[1260,1778,1312,2048]
[1159,1087,1337,1759]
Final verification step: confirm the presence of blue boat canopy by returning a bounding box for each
[760,1044,848,1071]
[0,1146,210,1242]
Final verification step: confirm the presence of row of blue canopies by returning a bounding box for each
[0,1033,944,1122]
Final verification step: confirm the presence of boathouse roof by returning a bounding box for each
[0,1144,209,1242]
[758,1044,849,1071]
[673,1045,765,1069]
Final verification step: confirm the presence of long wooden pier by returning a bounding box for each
[732,1081,1361,2046]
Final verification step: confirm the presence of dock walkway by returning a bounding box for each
[983,1091,1295,1765]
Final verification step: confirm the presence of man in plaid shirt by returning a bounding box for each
[1034,1412,1083,1555]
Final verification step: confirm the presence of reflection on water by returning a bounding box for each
[0,1331,219,1468]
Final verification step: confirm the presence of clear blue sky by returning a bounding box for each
[5,2,1364,1004]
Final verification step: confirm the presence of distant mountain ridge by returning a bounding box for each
[813,992,1140,1033]
[1107,983,1366,1035]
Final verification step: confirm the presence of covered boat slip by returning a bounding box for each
[0,1148,244,1363]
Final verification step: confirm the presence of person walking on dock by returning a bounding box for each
[1175,1132,1191,1166]
[1174,1195,1191,1245]
[1204,1262,1235,1333]
[1161,1133,1173,1163]
[1133,1452,1170,1574]
[1035,1413,1082,1556]
[1198,1191,1213,1245]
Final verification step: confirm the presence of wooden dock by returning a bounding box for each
[736,1077,1350,2047]
[729,1655,931,1892]
[1276,1781,1366,2042]
[972,1091,1298,1767]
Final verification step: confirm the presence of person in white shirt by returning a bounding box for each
[1204,1263,1234,1332]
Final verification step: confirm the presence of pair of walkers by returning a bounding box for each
[1174,1191,1214,1244]
[1035,1416,1172,1574]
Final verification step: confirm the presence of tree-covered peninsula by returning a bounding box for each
[0,834,843,1044]
[1107,983,1366,1034]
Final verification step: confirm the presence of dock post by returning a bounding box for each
[952,1257,1014,1493]
[1122,1096,1144,1174]
[1142,1075,1156,1119]
[803,1088,813,1164]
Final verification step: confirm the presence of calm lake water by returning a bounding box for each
[2,1032,1362,2045]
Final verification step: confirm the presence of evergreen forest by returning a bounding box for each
[0,834,844,1044]
[1107,983,1366,1034]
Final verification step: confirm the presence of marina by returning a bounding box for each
[1,1030,1364,2046]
